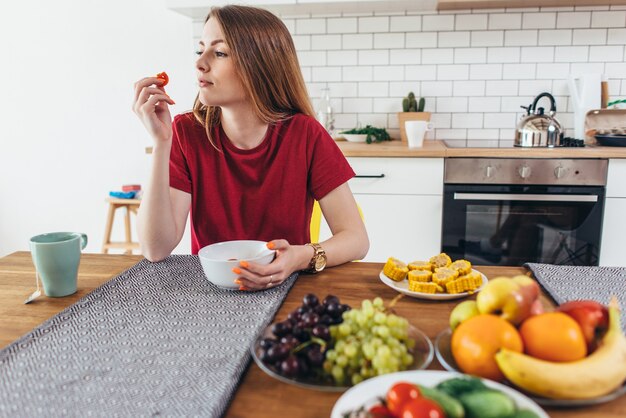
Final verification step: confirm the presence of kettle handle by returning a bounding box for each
[531,92,557,114]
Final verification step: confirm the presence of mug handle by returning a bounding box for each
[78,233,88,250]
[426,123,434,131]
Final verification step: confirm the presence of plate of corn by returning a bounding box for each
[379,253,487,300]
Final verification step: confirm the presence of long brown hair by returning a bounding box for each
[192,5,315,148]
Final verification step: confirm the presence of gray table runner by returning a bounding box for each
[525,263,626,332]
[0,255,297,417]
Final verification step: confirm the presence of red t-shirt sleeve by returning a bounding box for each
[169,114,193,194]
[307,119,355,201]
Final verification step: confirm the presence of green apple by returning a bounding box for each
[449,300,480,331]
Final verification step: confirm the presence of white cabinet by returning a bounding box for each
[319,157,444,262]
[600,159,626,266]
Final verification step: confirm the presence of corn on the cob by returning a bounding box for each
[408,270,432,283]
[445,271,484,294]
[429,253,452,269]
[383,257,409,281]
[408,281,441,293]
[432,267,459,286]
[385,253,483,295]
[408,260,432,271]
[450,259,472,276]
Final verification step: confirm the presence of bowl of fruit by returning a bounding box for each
[435,276,626,406]
[251,293,434,391]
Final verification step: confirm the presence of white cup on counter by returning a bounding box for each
[405,121,433,148]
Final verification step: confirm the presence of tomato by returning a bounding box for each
[368,403,394,418]
[386,382,421,416]
[400,398,445,418]
[156,71,169,86]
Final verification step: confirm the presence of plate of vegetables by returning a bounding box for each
[332,370,548,418]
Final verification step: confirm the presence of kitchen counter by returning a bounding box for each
[146,140,626,158]
[336,139,447,157]
[338,139,626,159]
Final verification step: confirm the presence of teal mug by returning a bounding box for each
[29,232,88,297]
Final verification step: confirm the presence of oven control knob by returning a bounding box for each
[554,166,566,179]
[485,165,494,178]
[518,165,531,179]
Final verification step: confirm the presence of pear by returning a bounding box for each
[449,300,479,331]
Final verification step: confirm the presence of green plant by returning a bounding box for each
[608,99,626,108]
[402,92,425,112]
[343,125,391,144]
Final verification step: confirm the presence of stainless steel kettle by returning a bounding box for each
[515,92,563,147]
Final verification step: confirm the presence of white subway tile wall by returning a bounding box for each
[193,7,626,147]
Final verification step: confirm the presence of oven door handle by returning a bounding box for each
[453,193,599,202]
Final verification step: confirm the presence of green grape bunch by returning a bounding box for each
[323,297,416,386]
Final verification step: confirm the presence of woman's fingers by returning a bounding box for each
[133,77,165,102]
[135,87,173,113]
[234,262,283,290]
[235,274,278,291]
[140,92,175,111]
[133,78,169,114]
[267,239,289,251]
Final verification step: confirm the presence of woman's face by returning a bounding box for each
[196,18,246,107]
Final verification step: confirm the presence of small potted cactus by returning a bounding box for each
[398,92,431,143]
[403,92,425,112]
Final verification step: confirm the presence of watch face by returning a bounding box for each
[314,255,327,271]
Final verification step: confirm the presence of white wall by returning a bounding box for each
[214,5,625,147]
[0,0,196,257]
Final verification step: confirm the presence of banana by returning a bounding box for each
[495,297,626,400]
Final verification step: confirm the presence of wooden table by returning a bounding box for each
[1,252,624,417]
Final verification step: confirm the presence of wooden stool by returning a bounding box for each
[102,198,141,254]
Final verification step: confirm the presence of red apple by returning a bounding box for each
[530,298,544,316]
[476,276,541,325]
[557,300,609,352]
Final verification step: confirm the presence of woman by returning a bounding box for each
[132,5,368,290]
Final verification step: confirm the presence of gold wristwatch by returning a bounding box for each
[305,243,327,273]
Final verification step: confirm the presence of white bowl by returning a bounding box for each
[341,133,367,143]
[198,240,276,289]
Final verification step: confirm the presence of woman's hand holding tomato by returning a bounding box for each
[132,71,176,145]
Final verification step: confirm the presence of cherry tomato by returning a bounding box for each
[400,398,445,418]
[368,404,394,418]
[386,382,421,416]
[156,71,169,86]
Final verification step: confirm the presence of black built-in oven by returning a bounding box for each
[441,158,607,266]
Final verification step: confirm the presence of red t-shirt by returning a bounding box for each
[169,112,355,254]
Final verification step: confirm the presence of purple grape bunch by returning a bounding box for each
[257,293,351,379]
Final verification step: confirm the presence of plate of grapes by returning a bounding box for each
[250,293,434,391]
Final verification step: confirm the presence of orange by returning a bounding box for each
[451,314,523,382]
[519,312,587,362]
